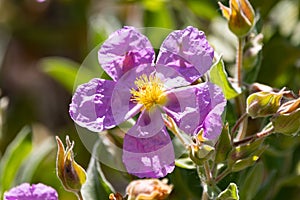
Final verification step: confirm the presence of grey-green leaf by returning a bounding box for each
[175,157,196,170]
[215,123,232,164]
[210,56,240,99]
[81,143,115,200]
[216,183,239,200]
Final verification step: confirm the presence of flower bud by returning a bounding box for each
[56,136,86,194]
[271,98,300,135]
[109,192,124,200]
[189,130,215,165]
[218,0,255,37]
[246,91,283,118]
[126,179,173,200]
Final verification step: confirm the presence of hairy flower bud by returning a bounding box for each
[126,179,173,200]
[189,131,215,165]
[56,136,86,194]
[109,192,124,200]
[271,98,300,135]
[218,0,255,37]
[246,91,283,118]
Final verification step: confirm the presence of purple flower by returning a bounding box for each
[70,26,226,178]
[4,183,58,200]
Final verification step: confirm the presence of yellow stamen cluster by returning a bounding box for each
[131,74,167,110]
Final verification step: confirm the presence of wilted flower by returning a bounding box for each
[271,98,300,135]
[218,0,255,37]
[70,26,226,178]
[56,136,86,194]
[126,179,173,200]
[4,183,58,200]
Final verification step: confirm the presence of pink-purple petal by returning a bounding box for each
[4,183,58,200]
[69,78,117,132]
[200,82,227,140]
[164,82,226,139]
[122,110,175,178]
[156,26,214,83]
[98,26,155,81]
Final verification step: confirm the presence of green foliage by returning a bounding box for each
[40,57,80,93]
[216,183,239,200]
[215,124,232,164]
[0,0,300,199]
[0,127,32,195]
[81,157,114,200]
[210,57,240,99]
[239,162,264,200]
[0,127,55,197]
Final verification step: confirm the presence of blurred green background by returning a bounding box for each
[0,0,299,199]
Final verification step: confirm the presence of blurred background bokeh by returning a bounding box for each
[0,0,299,199]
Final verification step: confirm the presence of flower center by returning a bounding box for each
[131,74,167,110]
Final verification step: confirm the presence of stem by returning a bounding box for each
[233,127,275,146]
[236,37,243,88]
[234,37,248,140]
[204,161,213,185]
[201,186,209,200]
[163,115,189,146]
[215,168,231,183]
[231,112,248,137]
[76,191,84,200]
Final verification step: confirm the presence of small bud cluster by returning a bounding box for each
[246,86,300,135]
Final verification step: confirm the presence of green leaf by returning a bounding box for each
[216,183,239,200]
[39,57,80,92]
[15,137,55,184]
[175,157,196,170]
[215,123,232,164]
[228,137,265,167]
[240,162,264,200]
[210,56,240,99]
[231,145,267,172]
[0,127,32,195]
[81,143,115,200]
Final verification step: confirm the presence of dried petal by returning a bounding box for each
[126,179,173,200]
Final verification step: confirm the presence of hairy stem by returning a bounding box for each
[215,168,231,183]
[204,161,213,185]
[231,112,248,137]
[234,127,275,146]
[235,37,248,140]
[236,37,243,88]
[77,191,84,200]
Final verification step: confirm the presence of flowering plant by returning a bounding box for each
[0,0,299,200]
[70,26,226,179]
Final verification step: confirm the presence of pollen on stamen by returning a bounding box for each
[130,74,167,110]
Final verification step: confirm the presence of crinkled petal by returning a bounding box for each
[164,82,226,139]
[98,26,155,81]
[122,109,175,178]
[4,183,58,200]
[69,78,117,132]
[111,64,155,125]
[155,64,191,89]
[156,26,214,83]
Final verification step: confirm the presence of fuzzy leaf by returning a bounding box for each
[216,183,239,200]
[210,57,240,99]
